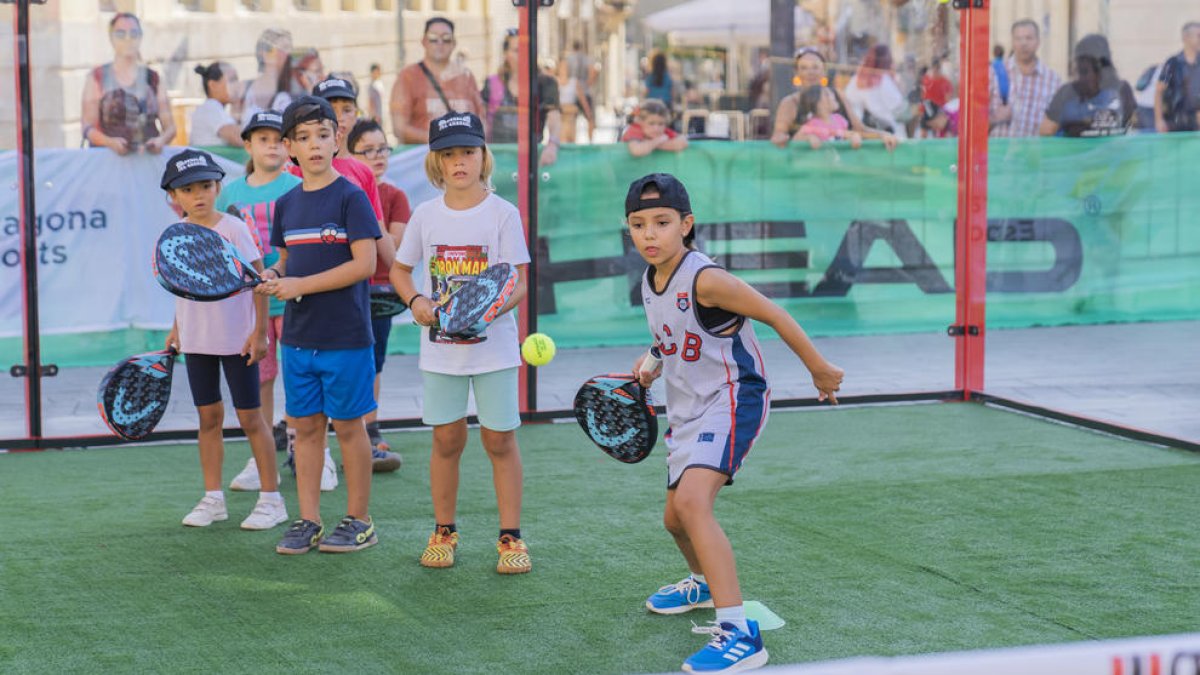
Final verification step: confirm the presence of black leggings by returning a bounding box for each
[184,353,261,409]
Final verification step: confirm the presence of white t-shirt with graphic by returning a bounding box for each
[174,213,262,355]
[396,192,531,376]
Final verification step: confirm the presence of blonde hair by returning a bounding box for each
[424,145,495,190]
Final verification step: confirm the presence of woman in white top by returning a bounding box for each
[190,62,242,147]
[842,44,909,139]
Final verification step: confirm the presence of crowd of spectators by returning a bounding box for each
[80,13,1200,160]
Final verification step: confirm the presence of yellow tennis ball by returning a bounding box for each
[521,333,556,366]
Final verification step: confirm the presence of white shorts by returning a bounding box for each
[664,398,769,489]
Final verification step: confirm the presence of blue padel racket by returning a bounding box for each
[153,222,262,301]
[438,262,518,337]
[573,373,658,463]
[97,349,177,441]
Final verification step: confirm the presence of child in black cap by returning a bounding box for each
[625,172,843,672]
[257,95,383,555]
[215,111,313,492]
[389,111,534,574]
[160,149,286,532]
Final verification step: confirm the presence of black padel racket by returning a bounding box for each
[438,262,518,337]
[97,349,177,440]
[153,222,262,301]
[574,373,658,463]
[370,283,409,318]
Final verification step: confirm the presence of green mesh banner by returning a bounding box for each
[4,134,1198,367]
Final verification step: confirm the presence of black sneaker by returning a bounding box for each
[371,447,403,473]
[273,421,289,453]
[318,516,378,553]
[276,519,324,555]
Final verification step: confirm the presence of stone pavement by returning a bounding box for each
[2,321,1197,447]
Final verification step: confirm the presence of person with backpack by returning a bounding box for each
[1155,22,1200,133]
[81,12,175,155]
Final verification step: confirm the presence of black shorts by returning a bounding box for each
[184,353,261,409]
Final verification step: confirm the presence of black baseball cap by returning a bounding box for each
[241,110,284,140]
[281,95,338,138]
[313,75,357,102]
[625,173,692,217]
[428,111,485,151]
[160,149,225,190]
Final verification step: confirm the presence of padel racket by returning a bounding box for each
[574,373,658,463]
[438,262,518,337]
[97,349,177,440]
[153,222,262,301]
[370,283,408,318]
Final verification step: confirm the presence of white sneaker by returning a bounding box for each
[230,457,281,492]
[240,498,289,530]
[321,447,338,492]
[182,495,228,527]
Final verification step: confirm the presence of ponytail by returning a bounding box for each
[194,62,227,98]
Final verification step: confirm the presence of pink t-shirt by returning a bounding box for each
[798,113,849,141]
[174,213,262,356]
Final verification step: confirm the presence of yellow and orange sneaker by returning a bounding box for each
[496,534,531,574]
[420,527,459,568]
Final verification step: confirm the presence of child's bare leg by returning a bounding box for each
[480,427,523,530]
[364,374,382,426]
[196,402,225,491]
[236,406,278,492]
[333,417,372,519]
[663,489,703,574]
[292,412,327,522]
[430,420,468,524]
[259,379,275,429]
[673,468,742,608]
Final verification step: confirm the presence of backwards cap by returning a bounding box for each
[625,173,692,217]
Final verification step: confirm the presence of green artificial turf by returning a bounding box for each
[1,402,1198,674]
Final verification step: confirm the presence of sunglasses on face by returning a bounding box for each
[426,35,455,45]
[112,29,143,40]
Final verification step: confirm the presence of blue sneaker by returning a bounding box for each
[646,576,714,614]
[683,620,769,673]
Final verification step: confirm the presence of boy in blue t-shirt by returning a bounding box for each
[258,95,382,555]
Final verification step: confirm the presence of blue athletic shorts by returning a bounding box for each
[421,367,520,431]
[281,345,376,420]
[371,316,393,374]
[184,353,261,410]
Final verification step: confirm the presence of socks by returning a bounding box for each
[691,573,707,585]
[715,605,749,634]
[499,528,522,541]
[205,490,224,501]
[259,491,282,503]
[437,523,457,534]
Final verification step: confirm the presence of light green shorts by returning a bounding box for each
[421,367,521,431]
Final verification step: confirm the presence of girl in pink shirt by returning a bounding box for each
[794,85,863,149]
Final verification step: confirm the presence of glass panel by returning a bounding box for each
[985,2,1200,443]
[3,3,424,440]
[530,0,964,413]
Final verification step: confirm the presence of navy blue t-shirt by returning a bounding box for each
[271,176,381,350]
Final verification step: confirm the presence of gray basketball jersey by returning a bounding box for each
[641,251,770,463]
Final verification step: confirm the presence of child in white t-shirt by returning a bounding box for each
[391,112,533,574]
[160,149,287,532]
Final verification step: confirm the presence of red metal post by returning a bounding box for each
[954,0,989,397]
[515,3,539,415]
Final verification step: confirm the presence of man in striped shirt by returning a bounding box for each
[990,19,1062,137]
